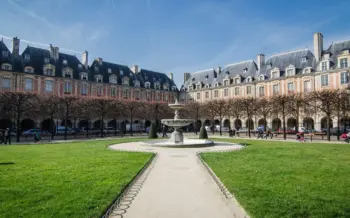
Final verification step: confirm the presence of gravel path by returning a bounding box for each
[108,141,249,218]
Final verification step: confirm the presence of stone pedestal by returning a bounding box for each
[170,129,184,144]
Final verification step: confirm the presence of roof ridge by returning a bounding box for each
[224,60,253,68]
[192,68,214,74]
[332,38,350,45]
[268,48,309,58]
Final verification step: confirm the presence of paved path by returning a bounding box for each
[109,142,248,218]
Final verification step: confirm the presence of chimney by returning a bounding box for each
[131,64,139,73]
[82,50,88,68]
[257,54,265,70]
[168,72,173,80]
[183,72,191,83]
[313,32,323,62]
[49,44,59,60]
[12,37,20,56]
[216,66,221,74]
[96,57,103,65]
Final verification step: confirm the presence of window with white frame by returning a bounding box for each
[321,75,329,86]
[196,84,201,89]
[340,72,349,84]
[123,89,129,99]
[109,75,117,84]
[145,82,150,88]
[286,68,294,77]
[340,58,348,68]
[304,80,311,92]
[205,91,209,99]
[259,86,265,97]
[246,77,251,83]
[214,90,218,97]
[64,81,72,93]
[287,82,294,93]
[172,86,177,91]
[156,93,161,101]
[163,83,169,90]
[188,85,193,91]
[80,72,88,80]
[44,57,50,64]
[272,84,279,95]
[24,78,33,91]
[259,75,264,81]
[214,83,219,87]
[165,94,168,101]
[111,87,117,97]
[2,51,8,57]
[243,68,248,73]
[120,70,124,76]
[81,83,88,95]
[2,78,10,88]
[321,61,328,71]
[24,66,34,73]
[24,54,30,61]
[63,69,73,78]
[62,60,67,65]
[224,80,229,86]
[146,91,150,100]
[301,56,307,63]
[134,80,140,88]
[234,78,239,84]
[94,66,99,71]
[1,63,12,71]
[97,86,103,96]
[95,75,103,83]
[205,84,210,88]
[234,87,239,96]
[44,66,55,76]
[108,68,112,74]
[246,86,251,94]
[45,80,53,92]
[224,88,229,96]
[196,92,200,100]
[272,71,279,79]
[303,68,310,74]
[266,64,271,69]
[155,82,160,89]
[135,90,140,99]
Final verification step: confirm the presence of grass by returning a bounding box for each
[201,139,350,218]
[0,139,153,218]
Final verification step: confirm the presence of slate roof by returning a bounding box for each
[182,68,217,89]
[258,49,316,79]
[0,40,12,67]
[324,40,350,69]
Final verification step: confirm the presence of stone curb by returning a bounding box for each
[197,148,250,218]
[102,147,158,218]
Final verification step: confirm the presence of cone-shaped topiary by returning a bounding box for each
[199,124,208,139]
[148,123,158,139]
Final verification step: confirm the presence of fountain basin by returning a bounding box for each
[141,138,214,148]
[161,119,194,128]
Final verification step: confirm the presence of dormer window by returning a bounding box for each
[243,68,248,73]
[120,70,124,76]
[225,71,230,75]
[80,72,88,80]
[95,75,103,83]
[321,61,329,71]
[134,80,140,88]
[205,75,209,79]
[43,65,55,76]
[266,64,271,69]
[163,83,169,90]
[196,84,201,89]
[24,66,34,73]
[62,60,67,65]
[205,84,210,88]
[214,82,219,87]
[246,77,251,83]
[224,80,229,86]
[285,66,295,77]
[2,51,8,57]
[145,82,150,88]
[62,68,73,78]
[108,68,112,74]
[94,66,99,72]
[24,54,30,61]
[301,56,308,63]
[109,75,117,84]
[340,58,348,68]
[271,69,280,79]
[303,68,310,74]
[122,76,129,85]
[78,64,82,69]
[259,75,264,81]
[44,57,50,64]
[155,82,160,89]
[172,86,177,91]
[192,78,195,82]
[2,64,13,71]
[234,78,240,84]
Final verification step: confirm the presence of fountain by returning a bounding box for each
[141,99,214,147]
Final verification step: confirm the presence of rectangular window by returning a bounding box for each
[287,82,294,93]
[64,81,72,93]
[234,87,239,96]
[286,69,294,77]
[135,90,140,99]
[123,89,129,99]
[321,62,328,71]
[340,72,349,84]
[97,86,103,96]
[246,86,251,95]
[272,71,279,79]
[146,92,150,100]
[45,80,53,92]
[2,78,10,88]
[156,93,161,101]
[224,80,229,86]
[304,80,311,92]
[165,95,168,102]
[111,87,116,97]
[81,83,88,95]
[273,84,279,95]
[24,78,33,91]
[197,92,200,100]
[214,90,218,98]
[205,91,209,99]
[224,88,229,96]
[340,58,348,68]
[321,75,329,86]
[259,86,265,97]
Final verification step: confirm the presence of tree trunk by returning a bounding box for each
[219,116,222,136]
[337,111,340,141]
[114,118,117,136]
[50,116,54,140]
[64,105,68,140]
[130,115,133,136]
[100,116,104,138]
[282,108,286,140]
[248,115,251,138]
[327,115,331,141]
[16,112,20,142]
[263,117,267,131]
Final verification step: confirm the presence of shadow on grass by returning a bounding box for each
[0,162,15,165]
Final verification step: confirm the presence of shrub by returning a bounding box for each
[199,124,208,139]
[148,123,158,139]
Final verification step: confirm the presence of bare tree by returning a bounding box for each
[184,101,203,134]
[306,90,337,141]
[79,98,95,138]
[228,98,243,130]
[0,92,39,142]
[59,96,78,140]
[90,98,113,138]
[287,93,304,133]
[240,97,257,138]
[271,94,290,140]
[211,100,229,136]
[40,95,60,140]
[256,97,273,131]
[108,99,123,136]
[203,100,218,134]
[122,100,141,136]
[333,89,349,140]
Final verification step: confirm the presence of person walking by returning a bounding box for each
[162,125,168,138]
[4,128,10,145]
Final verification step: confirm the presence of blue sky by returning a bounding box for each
[1,0,350,86]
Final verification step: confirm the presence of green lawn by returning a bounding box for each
[0,139,153,218]
[202,139,350,218]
